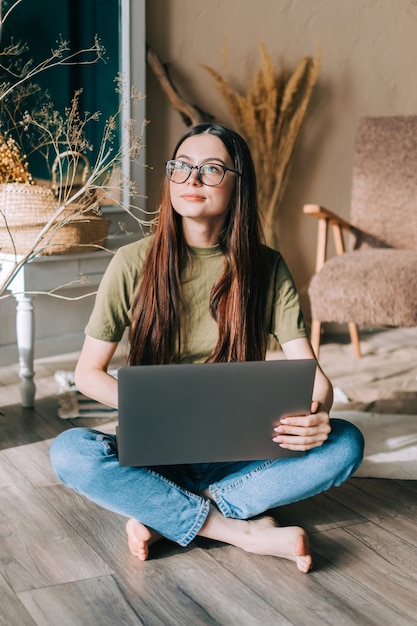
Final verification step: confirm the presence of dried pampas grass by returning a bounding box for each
[201,41,320,248]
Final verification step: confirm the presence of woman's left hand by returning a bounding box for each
[272,400,331,451]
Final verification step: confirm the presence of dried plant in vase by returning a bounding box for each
[0,133,33,183]
[201,41,320,248]
[0,82,150,297]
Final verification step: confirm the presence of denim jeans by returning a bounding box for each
[50,418,364,546]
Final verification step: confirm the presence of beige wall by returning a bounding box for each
[145,0,417,317]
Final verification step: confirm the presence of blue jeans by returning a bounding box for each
[50,418,364,546]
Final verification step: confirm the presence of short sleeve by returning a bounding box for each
[263,247,309,345]
[84,238,151,342]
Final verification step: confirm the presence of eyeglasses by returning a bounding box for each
[165,160,241,186]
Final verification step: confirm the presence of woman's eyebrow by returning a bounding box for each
[175,153,226,164]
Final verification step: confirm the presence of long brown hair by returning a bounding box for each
[128,123,268,365]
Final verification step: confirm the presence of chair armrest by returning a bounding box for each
[303,204,357,233]
[303,204,360,272]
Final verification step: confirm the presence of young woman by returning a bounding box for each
[50,123,364,573]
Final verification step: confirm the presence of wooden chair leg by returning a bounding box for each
[310,319,321,358]
[348,322,361,357]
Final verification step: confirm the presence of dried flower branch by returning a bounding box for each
[0,0,22,43]
[0,77,151,297]
[0,1,105,103]
[0,1,151,300]
[201,40,320,247]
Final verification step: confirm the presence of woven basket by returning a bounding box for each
[0,180,110,255]
[0,213,110,255]
[0,182,66,226]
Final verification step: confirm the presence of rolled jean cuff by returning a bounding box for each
[211,497,233,518]
[178,498,211,546]
[208,488,238,519]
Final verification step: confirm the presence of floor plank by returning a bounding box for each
[327,478,417,519]
[345,520,417,581]
[119,548,293,626]
[206,544,370,626]
[0,453,113,593]
[3,438,60,487]
[18,576,145,626]
[311,526,417,622]
[0,573,36,626]
[269,488,367,533]
[0,401,66,451]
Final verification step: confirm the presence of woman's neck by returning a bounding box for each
[181,217,224,248]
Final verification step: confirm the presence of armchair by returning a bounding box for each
[304,116,417,357]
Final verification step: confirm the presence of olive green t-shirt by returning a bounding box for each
[85,236,309,361]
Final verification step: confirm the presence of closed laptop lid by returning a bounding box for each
[117,358,316,466]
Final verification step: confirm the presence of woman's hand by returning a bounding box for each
[272,400,331,451]
[276,337,334,451]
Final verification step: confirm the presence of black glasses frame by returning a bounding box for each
[165,160,241,186]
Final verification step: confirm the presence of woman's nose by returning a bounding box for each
[187,166,202,185]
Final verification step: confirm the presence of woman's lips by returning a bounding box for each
[180,193,205,201]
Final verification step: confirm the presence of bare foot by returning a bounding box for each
[237,516,312,573]
[126,518,162,561]
[199,508,313,573]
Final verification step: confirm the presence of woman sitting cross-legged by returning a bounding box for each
[50,123,364,573]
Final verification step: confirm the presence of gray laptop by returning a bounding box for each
[117,359,316,466]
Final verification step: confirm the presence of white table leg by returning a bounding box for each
[15,293,36,408]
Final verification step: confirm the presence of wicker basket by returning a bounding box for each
[0,181,110,255]
[0,214,110,255]
[0,182,64,226]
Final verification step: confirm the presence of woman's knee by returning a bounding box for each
[332,418,364,451]
[329,418,365,476]
[50,427,115,485]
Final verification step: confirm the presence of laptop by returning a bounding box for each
[117,358,316,466]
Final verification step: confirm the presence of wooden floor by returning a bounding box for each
[1,354,417,626]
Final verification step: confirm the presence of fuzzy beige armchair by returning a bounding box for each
[304,115,417,357]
